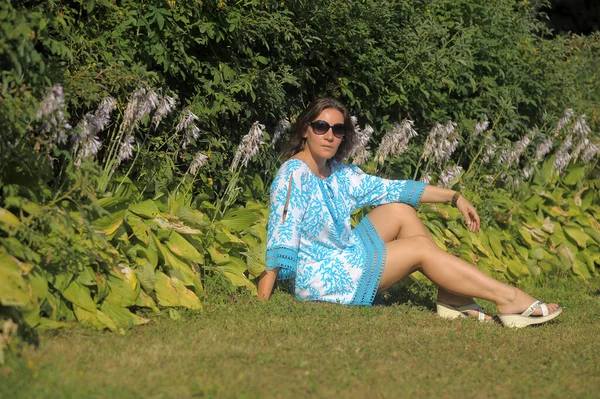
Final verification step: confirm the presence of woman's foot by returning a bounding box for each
[496,288,561,316]
[436,302,494,321]
[436,289,494,321]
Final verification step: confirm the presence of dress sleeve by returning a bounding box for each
[266,162,308,280]
[346,164,427,210]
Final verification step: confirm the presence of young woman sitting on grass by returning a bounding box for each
[258,98,562,328]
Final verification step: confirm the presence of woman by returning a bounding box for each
[258,98,562,328]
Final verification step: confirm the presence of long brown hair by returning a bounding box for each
[281,98,357,162]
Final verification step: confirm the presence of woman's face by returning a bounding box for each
[302,108,345,162]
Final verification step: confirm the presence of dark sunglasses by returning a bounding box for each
[309,120,346,138]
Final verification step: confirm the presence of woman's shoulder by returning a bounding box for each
[272,158,314,184]
[278,158,312,174]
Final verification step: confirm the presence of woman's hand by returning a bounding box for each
[456,196,480,232]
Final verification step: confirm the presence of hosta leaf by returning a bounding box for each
[154,271,180,307]
[163,248,197,285]
[126,213,149,245]
[546,206,569,218]
[128,244,158,268]
[73,304,104,330]
[62,281,97,312]
[517,226,533,247]
[557,244,576,269]
[38,317,70,331]
[247,225,267,243]
[129,200,161,219]
[564,226,588,248]
[76,267,97,286]
[581,190,594,211]
[468,232,489,256]
[220,261,257,295]
[173,205,210,228]
[572,254,592,279]
[105,273,139,307]
[154,271,201,310]
[4,196,41,217]
[95,273,109,302]
[522,226,546,243]
[0,250,33,306]
[530,247,545,260]
[136,291,160,313]
[506,258,530,279]
[487,229,504,259]
[0,207,20,229]
[208,244,231,264]
[95,309,118,332]
[241,233,259,247]
[587,213,600,230]
[215,229,245,245]
[135,259,157,293]
[243,244,266,278]
[523,196,544,211]
[28,270,48,301]
[583,227,600,245]
[93,196,130,210]
[100,302,150,328]
[566,199,582,217]
[218,208,257,232]
[170,277,203,310]
[550,227,566,247]
[577,251,596,276]
[563,164,585,186]
[93,209,126,235]
[166,231,203,262]
[574,214,590,228]
[541,217,555,234]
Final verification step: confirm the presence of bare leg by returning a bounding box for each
[367,203,560,316]
[369,203,490,318]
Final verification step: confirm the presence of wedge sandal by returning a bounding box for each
[436,302,491,322]
[497,300,562,328]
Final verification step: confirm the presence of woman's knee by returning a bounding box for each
[376,202,417,218]
[409,235,439,261]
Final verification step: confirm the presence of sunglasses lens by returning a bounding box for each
[311,120,346,138]
[331,124,346,138]
[312,120,330,135]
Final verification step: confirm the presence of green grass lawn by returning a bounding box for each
[2,279,599,399]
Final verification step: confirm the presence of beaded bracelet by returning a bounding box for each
[451,191,462,208]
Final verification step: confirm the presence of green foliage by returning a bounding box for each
[0,0,599,344]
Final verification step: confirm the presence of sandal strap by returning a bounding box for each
[521,301,549,317]
[455,304,486,320]
[455,304,483,313]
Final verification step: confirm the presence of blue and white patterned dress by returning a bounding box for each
[266,158,427,306]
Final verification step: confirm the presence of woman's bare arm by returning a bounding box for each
[257,269,278,300]
[420,185,481,232]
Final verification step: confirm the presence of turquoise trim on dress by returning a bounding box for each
[350,215,386,306]
[266,246,298,280]
[405,180,427,207]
